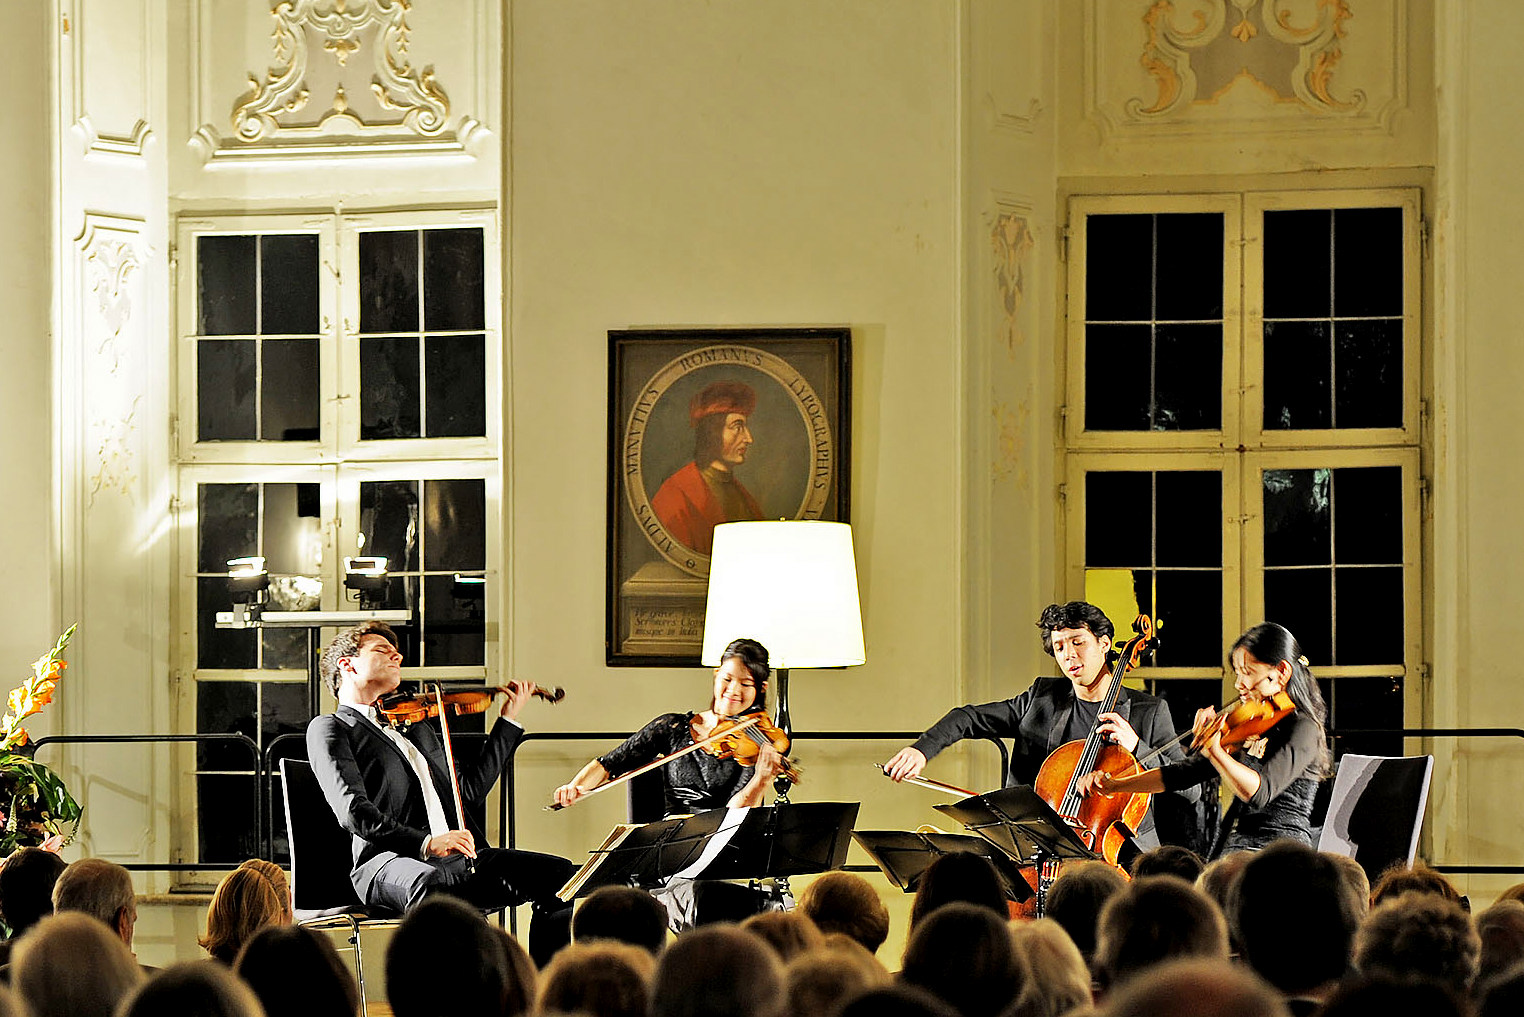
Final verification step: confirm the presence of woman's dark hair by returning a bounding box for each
[235,925,358,1017]
[718,638,770,710]
[1036,602,1115,657]
[909,852,1010,930]
[0,846,67,936]
[1232,622,1330,772]
[900,902,1023,1017]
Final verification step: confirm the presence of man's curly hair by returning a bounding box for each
[318,621,400,696]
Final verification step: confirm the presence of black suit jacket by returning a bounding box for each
[306,705,522,900]
[911,677,1197,845]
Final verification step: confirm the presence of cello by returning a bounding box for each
[1025,614,1157,906]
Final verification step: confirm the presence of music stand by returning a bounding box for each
[558,802,860,902]
[934,785,1099,916]
[852,829,1034,902]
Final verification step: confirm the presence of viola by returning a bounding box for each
[1196,691,1296,753]
[377,683,565,729]
[700,711,803,783]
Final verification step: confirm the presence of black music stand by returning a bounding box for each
[558,802,860,902]
[851,829,1034,902]
[934,785,1100,916]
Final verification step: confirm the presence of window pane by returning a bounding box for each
[196,681,256,770]
[1264,568,1331,666]
[198,577,256,669]
[261,483,323,575]
[1263,320,1331,430]
[1263,210,1331,319]
[1086,214,1152,322]
[1155,213,1223,321]
[198,483,258,573]
[423,574,485,666]
[359,231,419,333]
[261,339,321,441]
[198,340,257,441]
[424,336,486,437]
[1154,323,1221,430]
[198,235,257,336]
[261,682,309,751]
[1156,471,1220,567]
[259,234,320,335]
[1335,566,1404,664]
[360,338,422,439]
[424,228,486,332]
[359,481,420,572]
[198,774,258,863]
[423,479,486,571]
[1154,570,1222,666]
[1333,207,1402,318]
[1329,676,1404,759]
[1085,325,1151,430]
[1333,466,1402,565]
[1086,472,1151,567]
[1263,469,1331,566]
[1334,320,1402,429]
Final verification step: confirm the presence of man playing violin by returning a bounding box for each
[884,601,1195,850]
[306,621,576,964]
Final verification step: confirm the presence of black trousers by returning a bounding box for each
[367,846,577,966]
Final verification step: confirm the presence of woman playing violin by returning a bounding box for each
[552,637,789,814]
[1077,622,1330,856]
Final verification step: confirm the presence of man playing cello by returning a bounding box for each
[884,601,1196,851]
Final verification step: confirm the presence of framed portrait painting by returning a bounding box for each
[607,327,852,665]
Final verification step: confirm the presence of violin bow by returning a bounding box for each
[431,683,475,873]
[544,714,764,812]
[1114,695,1247,779]
[874,764,977,799]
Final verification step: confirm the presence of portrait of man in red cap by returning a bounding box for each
[649,379,764,554]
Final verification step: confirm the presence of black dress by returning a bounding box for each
[1158,710,1324,856]
[598,712,754,817]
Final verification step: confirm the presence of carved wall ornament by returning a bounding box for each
[1130,0,1365,119]
[229,0,451,145]
[991,212,1035,356]
[89,397,142,506]
[86,240,142,374]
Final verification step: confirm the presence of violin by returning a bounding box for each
[377,683,565,729]
[1194,692,1296,753]
[700,711,804,783]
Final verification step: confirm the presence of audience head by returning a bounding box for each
[537,941,653,1017]
[51,858,136,948]
[572,885,669,955]
[1227,840,1360,996]
[651,924,784,1017]
[1009,919,1092,1017]
[12,911,144,1017]
[1093,875,1228,992]
[0,847,67,938]
[1194,852,1252,919]
[1323,852,1371,921]
[0,987,26,1017]
[1355,890,1480,995]
[386,896,533,1017]
[739,909,823,962]
[199,865,289,963]
[1476,899,1524,985]
[234,924,358,1017]
[1130,845,1205,883]
[900,901,1022,1017]
[836,985,960,1017]
[1100,958,1289,1017]
[1046,861,1127,964]
[1476,959,1524,1017]
[784,935,890,1017]
[795,871,890,954]
[235,859,291,922]
[115,960,264,1017]
[909,853,1010,930]
[1369,861,1466,910]
[1317,972,1469,1017]
[1495,882,1524,906]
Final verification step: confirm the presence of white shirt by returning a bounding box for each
[360,706,452,853]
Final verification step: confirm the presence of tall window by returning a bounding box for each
[1063,190,1422,757]
[176,210,499,862]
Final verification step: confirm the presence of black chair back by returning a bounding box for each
[281,757,366,918]
[1317,753,1434,881]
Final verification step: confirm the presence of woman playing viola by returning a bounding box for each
[1077,622,1330,856]
[552,637,788,813]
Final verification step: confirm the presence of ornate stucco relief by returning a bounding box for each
[77,219,146,507]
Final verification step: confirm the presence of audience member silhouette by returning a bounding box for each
[537,941,653,1017]
[1130,845,1205,883]
[0,847,67,961]
[900,902,1023,1017]
[1092,875,1228,994]
[909,853,1011,929]
[794,871,890,955]
[650,925,785,1017]
[1355,891,1479,996]
[115,960,263,1017]
[1475,899,1524,986]
[572,885,670,955]
[1099,958,1289,1017]
[1045,861,1127,966]
[234,924,358,1017]
[740,909,823,962]
[385,896,535,1017]
[1008,919,1093,1017]
[200,865,289,964]
[12,912,143,1017]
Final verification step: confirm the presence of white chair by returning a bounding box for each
[1316,753,1433,881]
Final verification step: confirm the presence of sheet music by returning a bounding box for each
[556,823,642,901]
[671,806,749,880]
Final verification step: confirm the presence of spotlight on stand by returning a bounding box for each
[451,574,486,618]
[226,557,269,626]
[343,556,390,610]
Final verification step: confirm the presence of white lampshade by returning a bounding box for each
[700,520,866,668]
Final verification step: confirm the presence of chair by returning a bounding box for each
[1316,753,1434,882]
[280,757,401,1009]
